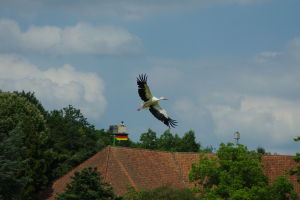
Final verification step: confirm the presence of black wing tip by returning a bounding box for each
[167,118,178,129]
[137,74,147,84]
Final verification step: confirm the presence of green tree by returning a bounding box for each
[157,129,181,152]
[123,183,199,200]
[138,128,158,150]
[12,90,58,183]
[157,129,214,153]
[177,130,200,152]
[286,136,300,184]
[13,90,48,119]
[257,146,272,155]
[189,142,299,199]
[115,138,137,148]
[46,105,100,182]
[55,167,122,200]
[257,145,266,155]
[95,128,114,147]
[0,90,48,200]
[0,121,31,199]
[200,145,215,153]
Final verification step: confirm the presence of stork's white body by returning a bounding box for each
[139,97,162,110]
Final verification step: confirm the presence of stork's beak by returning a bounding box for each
[164,98,168,100]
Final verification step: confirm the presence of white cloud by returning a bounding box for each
[0,19,143,57]
[0,54,107,120]
[0,0,272,21]
[259,51,282,58]
[253,51,282,63]
[206,95,300,145]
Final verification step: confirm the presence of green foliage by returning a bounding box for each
[95,129,113,146]
[177,130,201,152]
[0,90,48,142]
[287,152,300,183]
[46,105,101,182]
[157,129,181,152]
[257,146,273,155]
[0,121,31,199]
[115,137,138,148]
[13,90,48,119]
[137,128,158,150]
[55,167,122,200]
[268,175,299,200]
[286,136,300,185]
[135,128,214,153]
[189,142,298,200]
[0,90,48,200]
[123,183,199,200]
[257,145,266,155]
[200,145,216,153]
[227,175,299,200]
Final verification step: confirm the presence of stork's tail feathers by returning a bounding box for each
[168,118,178,128]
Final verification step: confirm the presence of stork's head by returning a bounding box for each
[160,97,168,100]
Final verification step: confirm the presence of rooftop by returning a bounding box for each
[40,145,300,199]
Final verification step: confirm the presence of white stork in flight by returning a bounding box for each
[137,74,177,128]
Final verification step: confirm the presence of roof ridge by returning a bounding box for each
[52,145,110,186]
[103,145,110,182]
[111,147,138,191]
[172,152,186,188]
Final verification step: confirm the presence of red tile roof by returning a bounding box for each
[40,146,300,199]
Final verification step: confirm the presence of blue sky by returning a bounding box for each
[1,0,300,155]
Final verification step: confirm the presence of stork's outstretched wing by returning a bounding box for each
[149,102,177,128]
[137,74,153,102]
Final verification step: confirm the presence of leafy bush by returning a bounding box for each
[55,167,122,200]
[123,183,200,200]
[189,142,299,200]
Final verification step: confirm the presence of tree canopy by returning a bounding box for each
[123,183,199,200]
[55,167,122,200]
[0,121,31,199]
[45,105,102,182]
[286,136,300,185]
[0,90,48,200]
[189,142,299,200]
[132,128,214,153]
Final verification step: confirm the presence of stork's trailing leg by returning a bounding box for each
[137,102,148,111]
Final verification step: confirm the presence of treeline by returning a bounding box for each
[114,128,215,153]
[0,90,213,199]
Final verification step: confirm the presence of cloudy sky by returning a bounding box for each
[1,0,300,155]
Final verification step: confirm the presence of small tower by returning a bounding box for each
[109,121,129,146]
[234,131,240,148]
